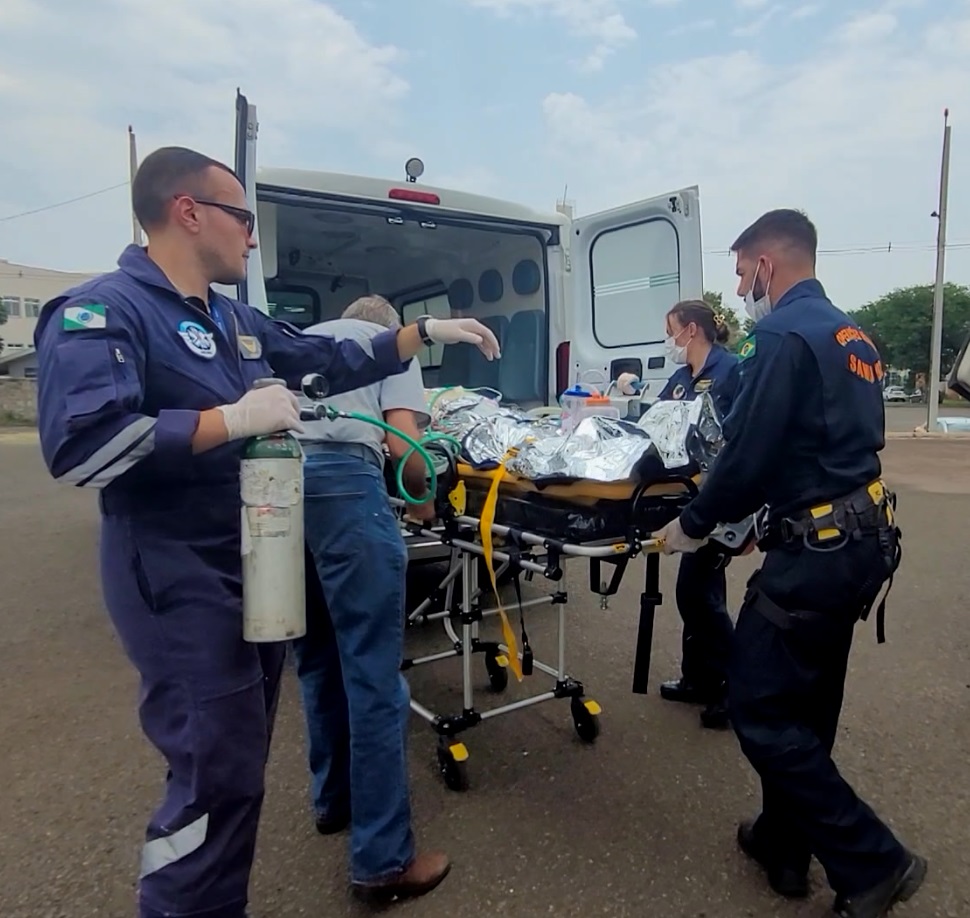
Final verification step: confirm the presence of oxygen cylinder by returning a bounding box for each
[240,378,306,642]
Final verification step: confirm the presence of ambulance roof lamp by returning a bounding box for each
[405,157,424,183]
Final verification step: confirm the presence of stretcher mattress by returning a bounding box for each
[454,462,697,543]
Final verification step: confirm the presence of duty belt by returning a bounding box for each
[755,479,895,551]
[754,479,902,643]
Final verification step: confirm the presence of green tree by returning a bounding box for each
[0,299,6,356]
[852,283,970,378]
[702,290,744,347]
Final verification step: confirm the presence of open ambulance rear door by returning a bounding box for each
[566,186,704,398]
[233,90,272,313]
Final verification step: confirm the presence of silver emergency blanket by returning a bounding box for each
[425,388,725,484]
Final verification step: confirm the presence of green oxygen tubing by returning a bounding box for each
[299,374,463,505]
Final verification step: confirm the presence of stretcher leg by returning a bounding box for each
[632,552,662,694]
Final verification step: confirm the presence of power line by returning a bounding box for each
[0,182,130,223]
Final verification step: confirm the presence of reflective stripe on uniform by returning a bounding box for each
[139,812,209,879]
[56,416,156,488]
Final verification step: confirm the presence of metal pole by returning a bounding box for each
[927,108,951,433]
[128,125,143,246]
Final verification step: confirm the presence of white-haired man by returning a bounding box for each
[290,295,446,904]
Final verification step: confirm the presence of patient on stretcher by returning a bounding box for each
[414,387,728,542]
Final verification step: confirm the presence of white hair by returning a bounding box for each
[342,295,401,330]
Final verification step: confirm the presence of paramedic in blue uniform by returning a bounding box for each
[291,295,447,903]
[654,299,739,730]
[655,209,926,918]
[32,146,500,918]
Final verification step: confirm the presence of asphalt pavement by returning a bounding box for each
[1,428,968,918]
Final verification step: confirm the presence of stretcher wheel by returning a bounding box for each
[437,742,469,792]
[485,651,509,693]
[571,697,601,744]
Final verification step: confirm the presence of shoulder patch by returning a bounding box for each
[737,335,756,361]
[63,303,106,331]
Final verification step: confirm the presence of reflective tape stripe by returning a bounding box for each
[139,813,209,879]
[56,416,156,488]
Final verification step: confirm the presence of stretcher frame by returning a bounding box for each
[391,494,671,792]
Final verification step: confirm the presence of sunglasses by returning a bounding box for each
[174,195,256,235]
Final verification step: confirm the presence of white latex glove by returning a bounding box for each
[617,372,640,396]
[425,317,502,361]
[218,384,305,440]
[654,516,707,555]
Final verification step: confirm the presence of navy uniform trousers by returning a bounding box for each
[728,530,907,897]
[674,544,734,693]
[100,490,281,918]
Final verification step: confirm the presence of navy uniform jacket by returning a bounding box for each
[34,244,408,532]
[679,278,886,538]
[658,344,740,421]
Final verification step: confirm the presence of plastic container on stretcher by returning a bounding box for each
[559,371,622,433]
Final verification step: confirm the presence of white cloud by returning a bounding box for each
[540,5,970,313]
[790,3,822,19]
[838,11,898,43]
[735,0,771,9]
[0,0,409,270]
[668,17,717,36]
[733,3,783,37]
[465,0,636,71]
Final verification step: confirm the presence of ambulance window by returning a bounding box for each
[590,218,680,347]
[402,293,451,368]
[266,287,319,329]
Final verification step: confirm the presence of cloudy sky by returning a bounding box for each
[1,0,968,318]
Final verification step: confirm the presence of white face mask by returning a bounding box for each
[664,330,689,365]
[744,261,773,322]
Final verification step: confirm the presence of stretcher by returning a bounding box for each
[297,375,752,791]
[393,454,753,792]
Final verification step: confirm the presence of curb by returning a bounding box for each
[887,429,970,440]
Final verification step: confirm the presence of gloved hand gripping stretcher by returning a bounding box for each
[298,377,755,792]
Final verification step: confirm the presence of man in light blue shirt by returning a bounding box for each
[291,295,449,903]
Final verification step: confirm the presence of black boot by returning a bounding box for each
[700,698,730,730]
[737,820,810,899]
[833,852,927,918]
[659,678,721,705]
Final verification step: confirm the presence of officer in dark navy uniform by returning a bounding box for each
[655,210,926,918]
[654,300,739,730]
[33,147,500,918]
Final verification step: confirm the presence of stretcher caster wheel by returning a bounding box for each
[571,697,601,744]
[437,741,469,792]
[485,652,509,693]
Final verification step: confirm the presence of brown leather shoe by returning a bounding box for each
[351,851,451,904]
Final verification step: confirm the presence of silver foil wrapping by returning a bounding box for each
[425,388,724,483]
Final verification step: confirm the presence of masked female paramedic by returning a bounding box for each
[628,299,740,730]
[32,145,500,918]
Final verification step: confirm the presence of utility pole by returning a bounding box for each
[927,108,951,433]
[128,125,143,245]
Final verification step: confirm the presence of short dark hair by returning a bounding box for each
[731,208,817,262]
[667,299,730,345]
[132,146,238,231]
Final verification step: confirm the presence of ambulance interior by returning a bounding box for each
[254,196,555,408]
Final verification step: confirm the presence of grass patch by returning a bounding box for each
[0,410,35,427]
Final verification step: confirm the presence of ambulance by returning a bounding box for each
[231,91,706,408]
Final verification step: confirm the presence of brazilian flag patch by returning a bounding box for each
[63,303,106,331]
[738,335,756,361]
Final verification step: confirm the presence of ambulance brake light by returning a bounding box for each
[388,188,440,205]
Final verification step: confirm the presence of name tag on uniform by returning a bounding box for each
[237,335,262,359]
[694,378,713,392]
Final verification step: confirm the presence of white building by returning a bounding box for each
[0,258,101,356]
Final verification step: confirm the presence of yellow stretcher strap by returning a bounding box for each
[480,453,523,682]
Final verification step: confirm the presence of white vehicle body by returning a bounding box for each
[232,92,705,407]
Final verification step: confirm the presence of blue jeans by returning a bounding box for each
[290,448,414,884]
